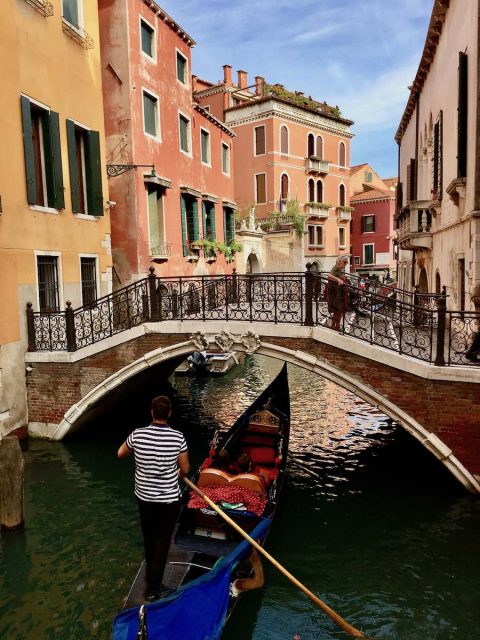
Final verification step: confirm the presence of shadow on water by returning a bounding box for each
[1,355,479,640]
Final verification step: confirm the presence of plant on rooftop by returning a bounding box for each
[263,82,342,118]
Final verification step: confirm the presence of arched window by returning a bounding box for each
[307,133,315,158]
[435,271,441,294]
[339,183,346,206]
[339,141,346,167]
[280,126,289,155]
[316,136,323,160]
[281,173,289,200]
[316,180,323,203]
[308,178,315,202]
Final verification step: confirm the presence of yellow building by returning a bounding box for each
[0,0,112,437]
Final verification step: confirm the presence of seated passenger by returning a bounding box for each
[230,452,252,474]
[211,449,231,472]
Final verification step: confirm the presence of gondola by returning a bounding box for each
[112,363,290,640]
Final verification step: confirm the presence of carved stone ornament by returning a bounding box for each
[241,330,261,354]
[190,331,209,351]
[214,329,236,353]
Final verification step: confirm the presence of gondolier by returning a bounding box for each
[117,395,190,602]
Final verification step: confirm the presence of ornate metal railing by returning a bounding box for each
[25,267,479,367]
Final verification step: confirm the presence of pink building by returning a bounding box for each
[194,68,354,273]
[350,164,396,279]
[98,1,237,285]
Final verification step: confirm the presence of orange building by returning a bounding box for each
[195,67,354,272]
[98,0,237,284]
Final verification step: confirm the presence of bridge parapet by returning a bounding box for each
[26,267,480,367]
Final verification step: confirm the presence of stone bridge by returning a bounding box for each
[25,319,480,493]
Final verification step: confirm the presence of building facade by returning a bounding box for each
[395,0,480,307]
[350,164,396,279]
[0,0,112,437]
[98,0,237,285]
[194,67,353,273]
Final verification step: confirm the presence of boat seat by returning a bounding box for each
[197,468,233,487]
[229,473,265,494]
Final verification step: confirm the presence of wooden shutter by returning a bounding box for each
[281,126,288,154]
[457,52,468,178]
[433,113,442,198]
[202,201,207,238]
[85,130,104,216]
[47,112,64,209]
[180,195,188,255]
[21,96,37,205]
[316,180,323,203]
[192,198,199,240]
[66,119,80,212]
[406,164,411,205]
[317,136,323,159]
[255,126,265,155]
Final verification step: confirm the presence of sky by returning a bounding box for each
[159,0,434,179]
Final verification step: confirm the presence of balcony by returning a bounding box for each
[62,18,94,49]
[396,200,433,250]
[336,206,353,222]
[24,0,54,16]
[305,156,329,174]
[149,242,172,263]
[304,203,331,220]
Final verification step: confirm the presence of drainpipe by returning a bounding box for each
[475,6,480,211]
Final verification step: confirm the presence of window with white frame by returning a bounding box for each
[308,224,324,247]
[221,142,230,175]
[176,51,187,84]
[364,243,374,265]
[62,0,82,28]
[307,133,315,157]
[143,90,159,138]
[361,214,375,233]
[80,256,97,305]
[254,125,266,155]
[200,128,210,165]
[140,18,155,59]
[338,183,346,206]
[179,113,191,154]
[339,227,346,248]
[37,255,60,312]
[255,173,266,204]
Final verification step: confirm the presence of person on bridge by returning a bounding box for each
[327,256,349,331]
[117,395,190,601]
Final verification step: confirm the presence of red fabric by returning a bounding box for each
[200,457,213,470]
[253,466,272,487]
[245,447,276,465]
[188,485,267,516]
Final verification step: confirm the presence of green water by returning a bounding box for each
[1,355,479,639]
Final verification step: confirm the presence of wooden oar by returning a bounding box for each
[184,477,367,638]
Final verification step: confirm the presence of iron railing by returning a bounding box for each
[26,267,479,367]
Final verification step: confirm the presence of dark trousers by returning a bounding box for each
[136,498,180,591]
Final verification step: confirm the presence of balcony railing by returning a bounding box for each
[149,242,172,260]
[336,206,353,222]
[62,18,94,49]
[24,0,54,16]
[305,157,329,174]
[396,202,434,250]
[304,204,330,220]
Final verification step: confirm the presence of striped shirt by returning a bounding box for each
[126,423,187,502]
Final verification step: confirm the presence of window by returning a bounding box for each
[281,174,289,200]
[180,195,199,255]
[179,113,191,154]
[457,52,468,178]
[316,136,323,160]
[62,0,81,28]
[339,227,346,248]
[280,126,289,155]
[224,207,235,245]
[66,119,104,216]
[364,244,374,265]
[203,201,216,242]
[308,178,315,203]
[316,180,323,203]
[307,133,315,157]
[354,256,360,266]
[143,91,159,138]
[140,19,155,59]
[221,142,230,175]
[80,257,97,305]
[338,183,346,207]
[361,214,375,233]
[364,171,373,183]
[254,125,266,155]
[255,173,266,204]
[308,225,323,247]
[176,51,187,84]
[37,255,60,312]
[339,141,346,167]
[147,185,166,256]
[21,96,64,209]
[200,128,210,165]
[433,112,443,197]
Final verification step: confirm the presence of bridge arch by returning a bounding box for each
[52,339,479,493]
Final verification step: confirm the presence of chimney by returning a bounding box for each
[254,76,264,96]
[223,64,232,86]
[237,69,248,89]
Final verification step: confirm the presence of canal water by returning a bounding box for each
[1,355,479,640]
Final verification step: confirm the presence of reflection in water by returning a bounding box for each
[1,355,479,640]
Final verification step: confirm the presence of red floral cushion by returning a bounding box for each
[188,485,267,516]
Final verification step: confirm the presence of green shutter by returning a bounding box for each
[66,119,80,213]
[85,130,104,216]
[210,204,216,240]
[202,201,207,238]
[50,112,65,209]
[223,207,227,243]
[42,112,56,208]
[180,195,188,256]
[21,96,37,205]
[192,198,199,241]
